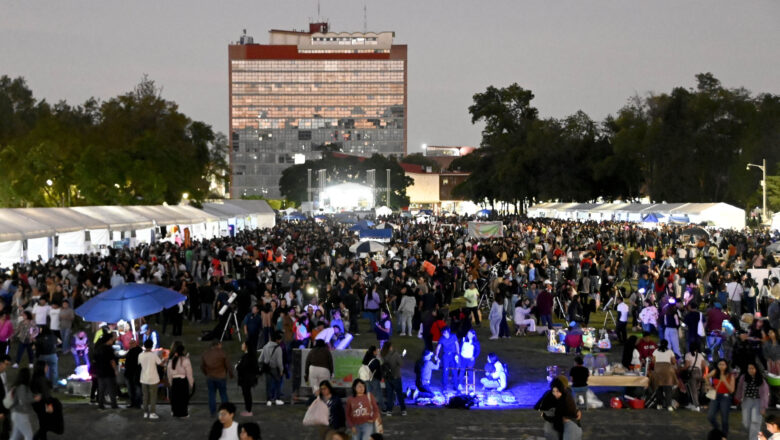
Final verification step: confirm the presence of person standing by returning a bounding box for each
[58,301,74,353]
[537,281,554,329]
[13,311,36,369]
[94,333,119,410]
[305,340,333,395]
[34,328,59,390]
[616,296,629,344]
[124,339,143,409]
[201,340,233,417]
[0,355,12,439]
[0,313,12,357]
[652,340,677,411]
[236,341,260,416]
[346,379,382,440]
[361,346,383,411]
[463,282,480,326]
[682,342,707,412]
[31,298,50,330]
[662,304,681,358]
[374,309,392,348]
[167,342,194,418]
[138,339,161,419]
[736,362,769,440]
[47,303,61,346]
[8,368,35,440]
[242,305,262,353]
[706,359,735,437]
[380,342,405,416]
[397,292,416,336]
[458,329,480,393]
[258,331,285,406]
[435,327,459,391]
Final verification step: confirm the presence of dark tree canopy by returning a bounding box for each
[0,75,229,207]
[452,75,780,213]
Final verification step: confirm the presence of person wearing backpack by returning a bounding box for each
[380,342,405,416]
[258,331,284,406]
[359,346,383,411]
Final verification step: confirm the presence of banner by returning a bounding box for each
[300,348,365,388]
[467,221,504,239]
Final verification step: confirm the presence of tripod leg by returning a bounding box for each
[233,313,243,342]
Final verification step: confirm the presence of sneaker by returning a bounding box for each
[28,363,33,368]
[401,410,407,416]
[240,411,253,417]
[266,401,272,407]
[383,411,392,416]
[148,413,159,419]
[399,332,407,336]
[11,363,17,369]
[275,400,285,405]
[489,336,498,340]
[667,406,674,412]
[143,413,148,419]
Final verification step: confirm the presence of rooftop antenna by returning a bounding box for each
[363,2,367,33]
[317,0,321,20]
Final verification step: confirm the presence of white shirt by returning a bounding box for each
[138,350,162,385]
[32,304,51,326]
[220,423,239,440]
[617,302,629,322]
[48,308,61,331]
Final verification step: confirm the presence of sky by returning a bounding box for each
[1,0,778,154]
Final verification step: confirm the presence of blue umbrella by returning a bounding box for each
[477,209,492,217]
[75,283,186,324]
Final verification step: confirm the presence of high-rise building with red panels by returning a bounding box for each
[228,23,407,198]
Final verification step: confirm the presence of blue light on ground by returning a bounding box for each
[407,380,550,409]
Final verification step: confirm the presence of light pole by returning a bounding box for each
[746,158,767,223]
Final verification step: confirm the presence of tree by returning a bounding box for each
[0,75,228,207]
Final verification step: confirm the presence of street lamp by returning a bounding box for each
[746,158,767,223]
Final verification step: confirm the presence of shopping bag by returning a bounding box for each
[302,397,330,426]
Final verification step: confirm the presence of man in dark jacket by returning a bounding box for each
[537,281,554,328]
[124,339,143,409]
[94,333,119,409]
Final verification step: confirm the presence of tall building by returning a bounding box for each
[228,23,408,198]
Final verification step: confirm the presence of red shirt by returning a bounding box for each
[637,338,658,362]
[431,320,447,342]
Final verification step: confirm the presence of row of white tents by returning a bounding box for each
[527,202,746,230]
[0,200,275,268]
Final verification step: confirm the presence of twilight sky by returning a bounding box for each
[1,0,778,154]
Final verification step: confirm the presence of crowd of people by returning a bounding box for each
[0,214,777,439]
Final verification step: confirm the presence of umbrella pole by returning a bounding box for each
[131,319,137,341]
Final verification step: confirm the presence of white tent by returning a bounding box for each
[671,203,746,230]
[772,212,780,232]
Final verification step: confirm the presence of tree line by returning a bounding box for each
[0,75,229,207]
[451,73,780,214]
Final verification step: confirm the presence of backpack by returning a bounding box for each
[259,345,280,376]
[381,362,394,381]
[358,364,372,381]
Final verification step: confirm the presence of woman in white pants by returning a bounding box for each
[489,298,503,340]
[397,292,416,336]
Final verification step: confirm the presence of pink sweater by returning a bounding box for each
[0,319,13,342]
